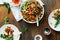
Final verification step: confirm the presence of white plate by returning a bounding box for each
[20,0,44,23]
[0,24,22,40]
[48,9,60,31]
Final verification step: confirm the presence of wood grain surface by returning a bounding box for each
[0,0,60,40]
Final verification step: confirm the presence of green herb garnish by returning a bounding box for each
[3,2,11,14]
[54,15,60,28]
[4,17,9,24]
[38,17,41,21]
[8,6,11,13]
[0,34,6,38]
[0,34,13,40]
[3,2,8,8]
[55,20,59,28]
[21,27,28,33]
[6,36,13,40]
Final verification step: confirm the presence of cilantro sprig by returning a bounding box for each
[4,17,9,24]
[21,27,28,33]
[54,15,60,28]
[3,2,11,14]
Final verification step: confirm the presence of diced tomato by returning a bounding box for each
[27,11,32,15]
[5,26,14,36]
[52,16,56,18]
[22,13,24,16]
[6,26,10,31]
[31,8,36,11]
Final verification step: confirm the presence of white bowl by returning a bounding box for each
[12,0,21,6]
[20,0,44,23]
[0,24,22,40]
[34,35,42,40]
[48,9,60,31]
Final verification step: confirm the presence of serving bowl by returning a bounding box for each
[20,0,44,23]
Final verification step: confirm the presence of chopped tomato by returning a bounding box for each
[5,26,14,36]
[27,10,32,15]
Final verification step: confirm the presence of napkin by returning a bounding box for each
[0,0,44,21]
[9,3,23,21]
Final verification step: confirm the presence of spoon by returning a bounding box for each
[36,15,39,27]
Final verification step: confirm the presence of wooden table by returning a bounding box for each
[0,0,60,40]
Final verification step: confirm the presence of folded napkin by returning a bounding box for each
[0,0,44,21]
[9,3,23,21]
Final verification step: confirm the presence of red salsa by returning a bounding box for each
[12,0,20,4]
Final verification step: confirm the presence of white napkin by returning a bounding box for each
[0,0,44,21]
[9,2,23,21]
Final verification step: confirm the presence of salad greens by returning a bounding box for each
[54,15,60,28]
[0,34,6,38]
[6,36,13,40]
[0,34,13,40]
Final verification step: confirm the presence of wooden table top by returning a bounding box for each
[0,0,60,40]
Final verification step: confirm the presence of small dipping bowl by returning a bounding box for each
[34,35,42,40]
[43,28,51,35]
[12,0,21,6]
